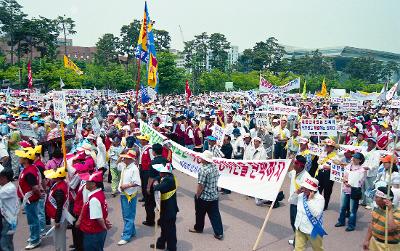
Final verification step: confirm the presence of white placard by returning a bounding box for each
[300,119,337,137]
[330,164,345,183]
[261,104,298,116]
[17,121,37,138]
[52,91,68,123]
[337,100,364,112]
[212,124,225,145]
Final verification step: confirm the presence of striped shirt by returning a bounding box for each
[371,207,400,243]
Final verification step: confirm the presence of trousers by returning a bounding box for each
[53,221,67,251]
[316,170,334,210]
[156,218,177,251]
[294,229,324,251]
[83,231,107,251]
[194,197,223,236]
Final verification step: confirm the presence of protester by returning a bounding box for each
[109,136,123,196]
[117,150,141,245]
[189,150,224,240]
[76,171,112,251]
[151,163,179,251]
[287,155,312,246]
[0,166,18,251]
[289,177,326,251]
[335,152,366,231]
[44,166,68,251]
[362,186,400,251]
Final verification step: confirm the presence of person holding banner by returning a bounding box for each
[335,152,366,232]
[287,155,311,246]
[316,139,339,210]
[189,150,224,240]
[44,166,69,251]
[362,186,400,251]
[151,163,179,251]
[289,177,326,251]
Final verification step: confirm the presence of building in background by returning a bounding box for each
[57,38,73,47]
[170,49,186,69]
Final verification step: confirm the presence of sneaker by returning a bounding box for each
[142,221,155,227]
[335,223,345,227]
[288,239,294,245]
[365,205,373,210]
[345,227,355,232]
[149,244,165,250]
[117,240,128,246]
[25,241,41,250]
[188,228,202,233]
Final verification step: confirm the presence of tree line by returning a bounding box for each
[0,0,399,94]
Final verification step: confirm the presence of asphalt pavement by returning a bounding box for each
[14,171,369,251]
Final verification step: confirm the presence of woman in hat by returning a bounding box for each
[375,154,400,187]
[335,152,366,232]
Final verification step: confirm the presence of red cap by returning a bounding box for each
[80,171,103,182]
[19,141,32,148]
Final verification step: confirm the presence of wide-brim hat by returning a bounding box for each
[15,148,36,160]
[120,150,137,159]
[201,150,213,162]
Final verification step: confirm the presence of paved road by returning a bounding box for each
[14,171,369,251]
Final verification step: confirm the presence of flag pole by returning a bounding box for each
[135,59,142,113]
[60,121,68,170]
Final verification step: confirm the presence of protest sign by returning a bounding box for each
[17,121,37,138]
[389,100,400,108]
[140,122,290,201]
[254,111,270,127]
[212,124,225,145]
[337,100,364,112]
[261,104,298,116]
[259,77,300,93]
[300,119,337,137]
[330,164,345,183]
[52,91,68,123]
[30,92,44,101]
[349,91,379,101]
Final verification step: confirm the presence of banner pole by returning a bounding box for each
[384,133,398,249]
[252,196,278,251]
[135,59,142,115]
[60,121,68,170]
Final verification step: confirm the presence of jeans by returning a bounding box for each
[337,192,359,228]
[38,197,46,234]
[1,218,14,251]
[25,201,40,244]
[194,197,223,236]
[83,231,107,251]
[120,195,137,241]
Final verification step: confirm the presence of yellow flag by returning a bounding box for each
[301,80,307,99]
[317,78,328,97]
[63,55,83,75]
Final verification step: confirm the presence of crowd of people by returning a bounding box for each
[0,90,399,251]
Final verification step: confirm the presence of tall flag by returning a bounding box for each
[185,80,192,103]
[27,61,33,89]
[317,78,328,97]
[63,55,83,75]
[140,84,151,103]
[60,77,65,88]
[135,2,149,63]
[147,20,158,89]
[301,80,307,99]
[386,81,399,101]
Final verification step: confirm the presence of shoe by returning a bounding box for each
[345,227,355,232]
[188,228,202,233]
[335,223,345,227]
[272,201,280,208]
[149,244,165,249]
[25,241,41,250]
[214,234,224,240]
[117,240,128,245]
[142,221,155,227]
[365,205,372,210]
[288,239,294,245]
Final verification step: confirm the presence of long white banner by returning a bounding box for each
[259,77,300,93]
[140,122,290,201]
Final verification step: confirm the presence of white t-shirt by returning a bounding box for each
[88,188,103,219]
[118,163,141,195]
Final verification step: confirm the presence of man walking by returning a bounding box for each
[189,150,224,240]
[117,150,141,245]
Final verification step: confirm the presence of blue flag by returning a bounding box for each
[140,84,150,103]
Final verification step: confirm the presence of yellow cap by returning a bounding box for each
[15,148,36,160]
[44,166,67,179]
[137,134,150,141]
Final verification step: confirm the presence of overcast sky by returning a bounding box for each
[19,0,400,53]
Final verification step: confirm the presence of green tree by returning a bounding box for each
[153,29,171,52]
[119,20,141,60]
[94,33,120,66]
[208,33,230,71]
[198,69,230,92]
[252,37,286,73]
[344,57,384,83]
[56,15,76,55]
[157,52,186,94]
[236,49,254,72]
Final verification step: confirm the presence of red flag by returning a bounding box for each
[27,61,33,89]
[185,80,191,103]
